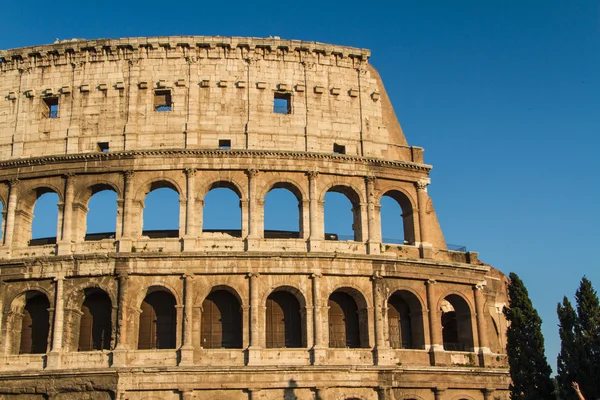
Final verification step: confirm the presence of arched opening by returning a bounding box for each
[387,291,425,349]
[380,190,415,245]
[31,190,59,245]
[138,290,177,349]
[78,290,112,351]
[266,291,302,348]
[328,291,362,348]
[85,186,118,240]
[264,185,301,239]
[142,183,180,238]
[441,294,474,351]
[201,290,242,348]
[324,186,361,241]
[20,292,50,354]
[203,183,242,237]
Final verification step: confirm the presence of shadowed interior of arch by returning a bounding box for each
[138,290,177,349]
[266,290,303,348]
[201,290,242,348]
[31,191,59,244]
[264,186,300,238]
[203,186,242,236]
[19,291,50,354]
[0,200,3,240]
[387,290,425,349]
[85,189,118,240]
[441,294,474,351]
[78,290,112,351]
[142,186,180,238]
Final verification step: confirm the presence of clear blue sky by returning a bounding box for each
[3,1,599,371]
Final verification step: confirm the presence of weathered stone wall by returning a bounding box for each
[0,37,510,400]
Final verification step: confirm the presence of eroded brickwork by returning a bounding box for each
[0,37,509,400]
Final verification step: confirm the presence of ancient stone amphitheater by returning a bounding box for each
[0,36,510,400]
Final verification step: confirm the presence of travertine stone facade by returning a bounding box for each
[0,37,509,400]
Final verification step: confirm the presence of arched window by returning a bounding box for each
[201,290,242,348]
[387,291,425,349]
[20,292,50,354]
[78,290,112,351]
[264,185,301,239]
[380,190,415,245]
[85,187,118,240]
[31,191,59,245]
[324,186,361,241]
[142,184,180,238]
[328,291,360,348]
[138,290,176,349]
[266,291,302,348]
[441,295,474,351]
[203,184,242,236]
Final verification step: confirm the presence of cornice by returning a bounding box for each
[0,149,432,172]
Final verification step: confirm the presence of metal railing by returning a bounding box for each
[447,244,467,252]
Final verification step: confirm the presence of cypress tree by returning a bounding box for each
[575,278,600,399]
[503,272,554,400]
[557,297,578,400]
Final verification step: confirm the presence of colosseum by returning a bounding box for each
[0,36,510,400]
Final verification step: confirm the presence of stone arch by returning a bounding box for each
[259,178,306,202]
[319,181,365,204]
[387,289,426,349]
[439,293,475,352]
[322,183,364,241]
[78,183,121,241]
[135,177,183,201]
[8,290,51,354]
[16,185,62,245]
[75,181,122,205]
[262,179,305,239]
[264,285,307,348]
[198,284,245,308]
[199,179,245,201]
[77,288,113,351]
[66,282,117,311]
[137,286,178,349]
[135,283,181,309]
[327,286,370,348]
[201,286,243,349]
[450,396,476,400]
[202,180,244,235]
[380,188,417,245]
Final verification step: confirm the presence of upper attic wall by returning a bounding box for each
[0,36,420,163]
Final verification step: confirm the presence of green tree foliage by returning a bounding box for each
[557,277,600,400]
[503,272,554,400]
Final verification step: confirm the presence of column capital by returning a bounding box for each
[184,168,197,177]
[310,272,323,279]
[182,273,195,280]
[53,275,65,282]
[474,282,487,291]
[9,178,20,188]
[371,271,383,281]
[415,178,430,192]
[426,279,437,285]
[245,168,259,178]
[306,170,319,179]
[247,272,260,278]
[122,170,135,180]
[364,175,377,185]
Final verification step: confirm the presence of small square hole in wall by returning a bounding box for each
[219,139,231,149]
[273,92,291,114]
[43,97,59,118]
[98,142,109,152]
[333,143,346,154]
[154,90,172,112]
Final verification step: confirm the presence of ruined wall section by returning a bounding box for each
[0,37,417,162]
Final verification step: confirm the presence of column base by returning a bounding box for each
[373,347,392,366]
[245,346,262,365]
[46,351,61,369]
[420,242,433,258]
[111,347,128,367]
[56,241,72,256]
[178,346,194,366]
[428,345,445,366]
[117,238,133,253]
[310,346,327,365]
[181,236,197,252]
[367,241,381,255]
[245,237,260,251]
[308,239,321,252]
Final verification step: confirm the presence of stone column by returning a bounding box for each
[3,179,19,247]
[57,174,75,255]
[180,274,194,365]
[416,179,432,258]
[119,171,135,252]
[247,272,261,363]
[433,387,445,400]
[182,169,197,251]
[372,273,389,364]
[180,389,194,400]
[245,169,260,250]
[426,280,443,352]
[311,272,327,365]
[474,283,490,354]
[307,171,322,251]
[365,176,381,255]
[113,272,130,366]
[47,276,65,368]
[482,389,495,400]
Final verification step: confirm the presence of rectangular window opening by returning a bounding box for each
[98,142,109,152]
[154,90,172,112]
[273,92,291,114]
[219,139,231,150]
[43,97,59,118]
[333,143,346,154]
